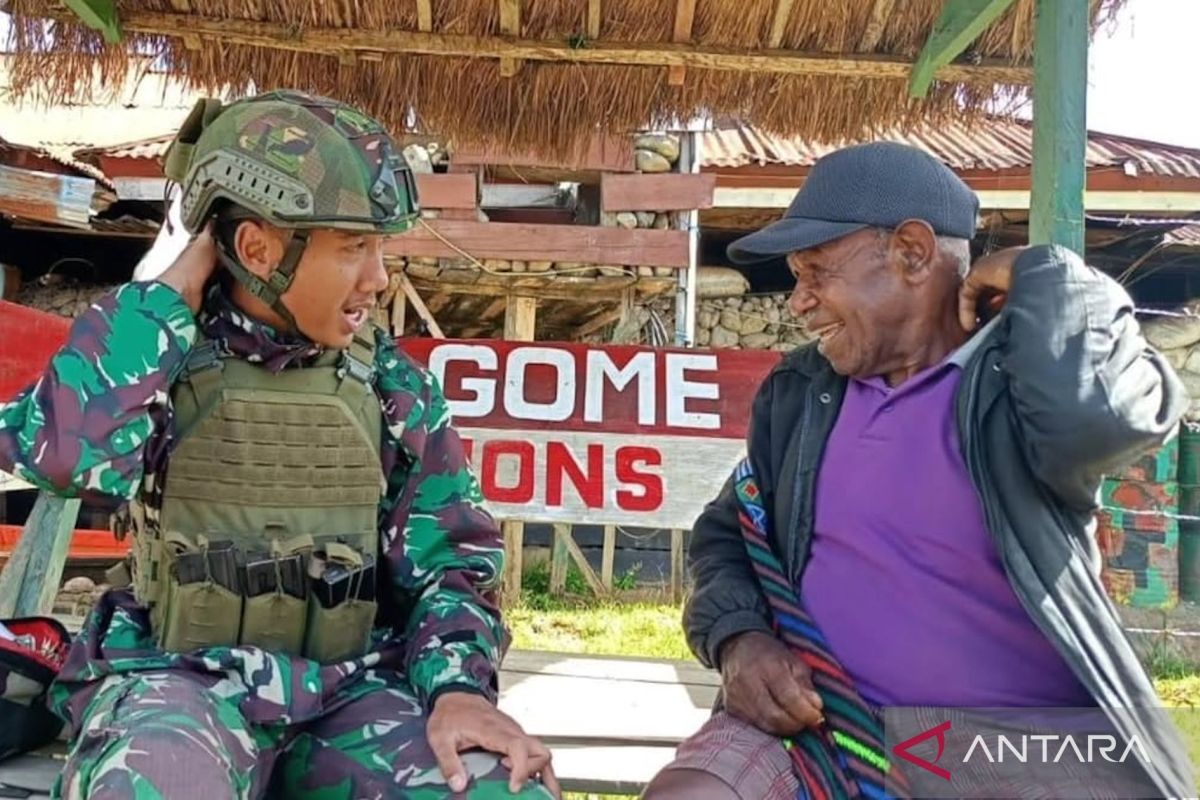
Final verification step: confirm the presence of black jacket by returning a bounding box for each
[684,245,1195,798]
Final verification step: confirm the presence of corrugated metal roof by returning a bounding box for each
[701,118,1200,179]
[75,134,175,162]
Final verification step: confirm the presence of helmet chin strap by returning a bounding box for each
[214,229,310,337]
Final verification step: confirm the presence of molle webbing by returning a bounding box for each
[132,330,384,618]
[166,397,382,508]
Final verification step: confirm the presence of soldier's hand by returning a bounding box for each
[159,225,219,314]
[427,691,561,798]
[959,246,1021,332]
[719,631,824,736]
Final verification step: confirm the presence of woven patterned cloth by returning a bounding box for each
[731,458,910,800]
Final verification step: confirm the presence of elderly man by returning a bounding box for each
[643,142,1194,799]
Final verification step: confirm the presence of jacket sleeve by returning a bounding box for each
[376,342,508,710]
[0,282,195,506]
[682,373,775,671]
[1002,244,1188,511]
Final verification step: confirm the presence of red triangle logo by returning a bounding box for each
[892,720,952,781]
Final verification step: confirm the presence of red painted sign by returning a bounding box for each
[402,340,782,528]
[0,302,784,528]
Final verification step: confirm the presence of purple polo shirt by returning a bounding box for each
[799,345,1094,708]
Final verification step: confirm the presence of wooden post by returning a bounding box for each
[670,528,685,604]
[550,523,571,595]
[1028,0,1088,254]
[0,494,81,617]
[501,293,538,598]
[907,0,1016,98]
[601,524,616,590]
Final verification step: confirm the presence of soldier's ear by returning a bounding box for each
[233,219,286,278]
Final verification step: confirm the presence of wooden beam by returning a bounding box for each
[453,134,634,173]
[499,0,521,77]
[562,528,607,597]
[601,173,715,212]
[550,523,571,595]
[416,0,432,32]
[1029,0,1087,253]
[398,273,446,337]
[414,173,478,210]
[767,0,797,48]
[713,186,1200,213]
[601,525,616,590]
[858,0,897,52]
[0,495,81,617]
[407,273,669,302]
[505,295,537,340]
[574,306,623,338]
[503,520,525,599]
[909,0,1017,98]
[587,0,602,39]
[669,0,698,85]
[670,528,685,604]
[84,10,1034,87]
[385,220,690,267]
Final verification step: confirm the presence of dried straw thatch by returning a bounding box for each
[5,0,1123,159]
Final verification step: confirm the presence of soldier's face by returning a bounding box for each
[283,229,389,348]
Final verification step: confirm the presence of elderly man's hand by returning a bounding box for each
[959,246,1024,331]
[719,631,823,736]
[427,691,561,798]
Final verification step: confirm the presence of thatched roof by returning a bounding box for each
[5,0,1122,158]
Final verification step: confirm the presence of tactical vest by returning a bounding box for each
[126,329,385,660]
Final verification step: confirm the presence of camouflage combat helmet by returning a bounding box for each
[163,90,420,330]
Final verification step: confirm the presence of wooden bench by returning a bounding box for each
[0,647,718,797]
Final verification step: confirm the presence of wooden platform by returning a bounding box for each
[0,648,718,797]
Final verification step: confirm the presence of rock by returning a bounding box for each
[697,266,749,298]
[402,143,435,174]
[1184,349,1200,375]
[739,314,767,336]
[438,257,474,270]
[710,326,740,348]
[616,212,639,229]
[600,211,620,227]
[1166,348,1189,371]
[653,266,675,277]
[635,150,672,173]
[1180,370,1200,398]
[772,342,795,352]
[575,267,599,277]
[654,213,671,230]
[1143,313,1200,352]
[637,266,655,277]
[695,326,711,347]
[635,133,681,163]
[556,262,583,271]
[765,305,782,325]
[720,309,742,330]
[407,264,441,280]
[528,260,553,273]
[419,208,440,219]
[597,265,627,277]
[483,259,512,272]
[697,309,718,329]
[510,260,527,273]
[62,576,96,594]
[635,211,657,228]
[410,257,438,266]
[741,332,777,350]
[724,297,741,308]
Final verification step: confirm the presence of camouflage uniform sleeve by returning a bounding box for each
[0,282,195,504]
[375,335,509,709]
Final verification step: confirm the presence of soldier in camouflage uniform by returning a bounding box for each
[0,91,559,800]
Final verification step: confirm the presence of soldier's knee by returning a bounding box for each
[641,767,742,800]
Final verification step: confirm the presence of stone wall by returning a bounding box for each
[1141,310,1200,419]
[648,291,811,351]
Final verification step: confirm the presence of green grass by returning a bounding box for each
[510,568,1200,797]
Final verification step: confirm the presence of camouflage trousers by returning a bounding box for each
[55,667,555,800]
